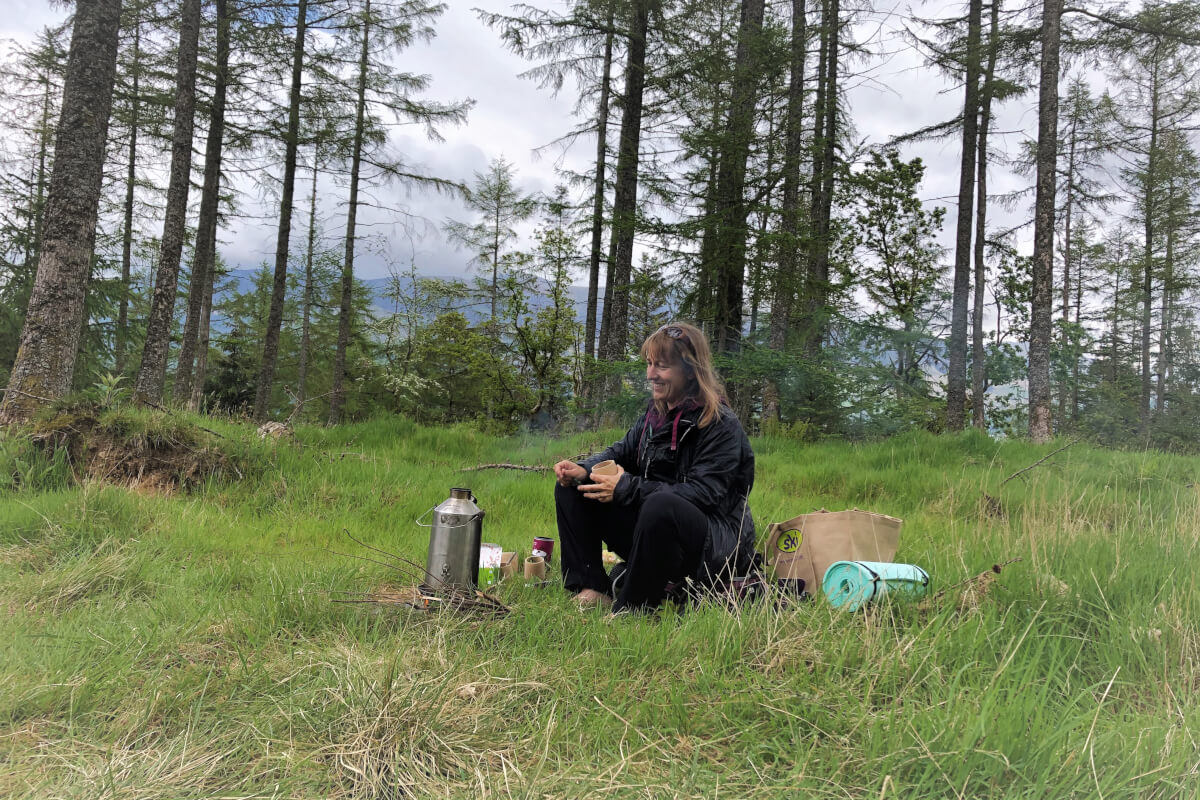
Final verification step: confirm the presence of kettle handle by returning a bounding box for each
[415,504,438,528]
[415,505,484,529]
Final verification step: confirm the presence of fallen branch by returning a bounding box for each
[921,558,1022,609]
[461,463,549,473]
[334,529,509,617]
[1000,439,1078,487]
[283,386,334,427]
[1,387,56,404]
[137,397,227,440]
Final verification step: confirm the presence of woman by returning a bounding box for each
[553,322,756,613]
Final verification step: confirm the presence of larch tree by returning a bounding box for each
[477,0,623,364]
[970,0,1001,430]
[763,0,807,422]
[134,0,203,405]
[175,0,231,405]
[1027,0,1063,442]
[0,24,69,385]
[253,0,309,421]
[801,0,840,355]
[444,157,539,327]
[708,0,767,357]
[329,0,470,424]
[597,0,652,365]
[945,0,982,431]
[1,0,123,424]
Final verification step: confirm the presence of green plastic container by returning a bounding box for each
[822,561,929,611]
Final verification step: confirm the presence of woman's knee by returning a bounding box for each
[638,490,696,523]
[554,481,585,511]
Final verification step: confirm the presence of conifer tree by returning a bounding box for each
[134,0,203,405]
[1,0,123,423]
[253,0,309,421]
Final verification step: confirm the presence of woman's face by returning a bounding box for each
[646,351,689,407]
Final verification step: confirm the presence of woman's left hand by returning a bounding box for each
[578,464,625,503]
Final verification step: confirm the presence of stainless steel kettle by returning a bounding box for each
[422,487,484,592]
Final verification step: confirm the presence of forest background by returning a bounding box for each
[3,0,1200,449]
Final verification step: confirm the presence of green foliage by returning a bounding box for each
[88,372,130,409]
[0,434,70,493]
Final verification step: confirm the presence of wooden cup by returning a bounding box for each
[524,555,546,580]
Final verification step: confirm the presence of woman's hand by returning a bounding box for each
[554,460,587,487]
[579,464,625,503]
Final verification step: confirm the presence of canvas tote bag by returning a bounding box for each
[763,509,902,596]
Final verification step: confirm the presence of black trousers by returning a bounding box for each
[554,483,707,612]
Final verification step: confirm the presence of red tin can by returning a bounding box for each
[531,536,554,564]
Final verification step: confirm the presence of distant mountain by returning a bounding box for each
[215,269,592,328]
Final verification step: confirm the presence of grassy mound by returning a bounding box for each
[9,403,251,494]
[1,420,1197,798]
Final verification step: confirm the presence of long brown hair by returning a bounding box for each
[639,321,727,427]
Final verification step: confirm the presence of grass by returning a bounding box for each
[1,416,1198,798]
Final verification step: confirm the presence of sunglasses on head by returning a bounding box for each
[662,325,686,340]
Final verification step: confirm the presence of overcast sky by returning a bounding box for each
[1,0,1045,283]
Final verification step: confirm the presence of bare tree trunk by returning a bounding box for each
[1139,95,1158,439]
[1071,238,1082,421]
[598,0,650,365]
[1057,108,1077,432]
[946,0,982,431]
[133,0,201,405]
[712,0,767,357]
[585,11,614,363]
[802,0,838,354]
[1028,0,1062,443]
[117,16,140,374]
[694,131,721,330]
[298,155,319,407]
[329,0,370,425]
[764,0,806,422]
[971,0,998,431]
[187,209,219,412]
[1156,180,1174,420]
[175,0,229,403]
[1,0,123,424]
[254,0,307,421]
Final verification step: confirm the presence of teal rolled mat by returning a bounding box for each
[822,561,930,611]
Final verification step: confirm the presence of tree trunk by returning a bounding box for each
[711,0,766,356]
[585,12,614,363]
[1,0,123,424]
[1156,174,1174,420]
[946,0,983,431]
[117,16,140,374]
[298,155,319,407]
[971,0,998,431]
[802,0,838,354]
[1028,0,1062,443]
[764,0,806,422]
[175,0,229,403]
[1057,103,1077,431]
[1139,88,1159,438]
[598,0,650,365]
[254,0,308,421]
[329,0,370,425]
[187,209,219,412]
[134,0,202,405]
